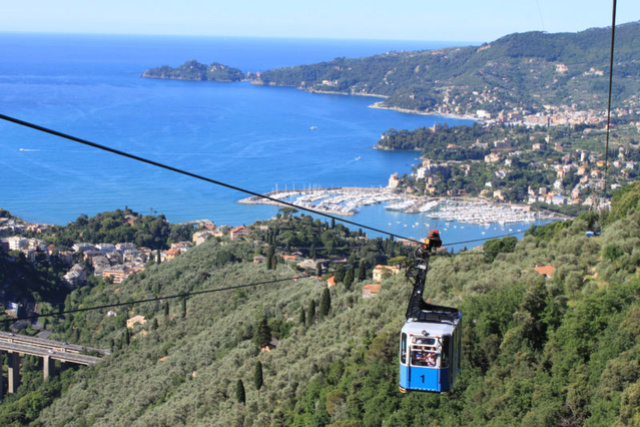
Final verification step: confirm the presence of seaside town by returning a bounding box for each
[238,121,637,223]
[424,89,639,129]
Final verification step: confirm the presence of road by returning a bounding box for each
[0,331,109,365]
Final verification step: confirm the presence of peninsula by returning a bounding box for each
[143,22,640,124]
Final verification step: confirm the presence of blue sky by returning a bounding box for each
[2,0,639,42]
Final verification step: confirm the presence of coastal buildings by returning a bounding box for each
[230,226,250,240]
[362,284,382,299]
[372,265,402,282]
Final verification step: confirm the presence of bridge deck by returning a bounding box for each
[0,332,108,365]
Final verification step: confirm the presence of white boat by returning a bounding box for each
[386,200,414,211]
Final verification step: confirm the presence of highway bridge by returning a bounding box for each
[0,331,110,398]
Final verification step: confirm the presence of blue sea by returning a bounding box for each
[0,33,547,250]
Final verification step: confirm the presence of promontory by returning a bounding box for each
[142,60,245,82]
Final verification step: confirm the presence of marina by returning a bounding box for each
[238,187,566,225]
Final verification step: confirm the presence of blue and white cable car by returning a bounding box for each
[399,231,462,394]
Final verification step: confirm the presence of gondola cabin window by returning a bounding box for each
[441,335,450,368]
[400,333,407,364]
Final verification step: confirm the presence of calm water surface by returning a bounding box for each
[0,33,544,248]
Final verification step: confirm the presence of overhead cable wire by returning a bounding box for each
[602,0,617,199]
[0,113,421,245]
[0,276,297,324]
[446,230,524,247]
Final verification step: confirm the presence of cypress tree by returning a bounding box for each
[254,361,264,391]
[236,379,246,404]
[319,288,331,318]
[182,298,187,318]
[344,268,354,290]
[307,300,316,326]
[310,243,316,259]
[335,265,345,283]
[164,302,169,317]
[299,307,306,325]
[124,328,130,346]
[357,260,367,281]
[316,262,322,276]
[267,246,275,270]
[156,249,161,264]
[254,317,272,349]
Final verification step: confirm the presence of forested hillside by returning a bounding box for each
[3,184,640,425]
[257,22,640,115]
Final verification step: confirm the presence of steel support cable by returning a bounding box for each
[0,276,297,324]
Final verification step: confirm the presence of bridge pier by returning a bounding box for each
[8,351,21,394]
[43,355,55,381]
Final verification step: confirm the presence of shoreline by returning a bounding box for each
[255,83,481,122]
[368,101,479,122]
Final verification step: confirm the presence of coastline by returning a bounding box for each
[305,88,388,99]
[256,83,481,122]
[368,101,479,122]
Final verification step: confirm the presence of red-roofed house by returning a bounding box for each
[534,265,556,279]
[230,226,249,240]
[103,266,133,284]
[327,276,337,288]
[164,248,181,261]
[362,284,381,299]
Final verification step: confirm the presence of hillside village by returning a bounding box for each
[0,213,407,333]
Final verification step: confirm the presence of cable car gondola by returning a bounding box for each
[399,231,462,393]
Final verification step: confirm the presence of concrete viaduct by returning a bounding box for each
[0,331,110,399]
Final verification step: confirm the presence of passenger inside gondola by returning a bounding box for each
[412,350,427,366]
[412,349,438,367]
[426,352,436,367]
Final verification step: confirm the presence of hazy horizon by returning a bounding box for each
[2,1,638,43]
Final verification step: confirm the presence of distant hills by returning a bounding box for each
[257,22,640,115]
[144,22,640,116]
